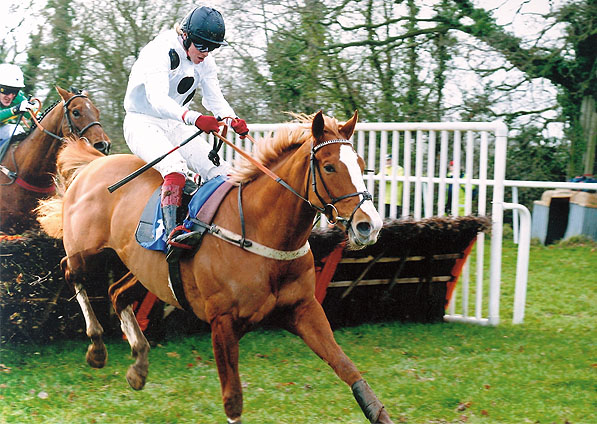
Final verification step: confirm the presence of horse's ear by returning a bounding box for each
[312,110,325,141]
[55,86,72,102]
[339,110,358,140]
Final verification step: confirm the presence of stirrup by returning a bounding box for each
[167,225,193,250]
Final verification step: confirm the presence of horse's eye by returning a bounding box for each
[72,110,80,117]
[323,164,336,173]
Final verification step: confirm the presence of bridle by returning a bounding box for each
[62,93,103,139]
[29,92,110,154]
[307,139,373,229]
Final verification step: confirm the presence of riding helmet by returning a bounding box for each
[181,6,228,49]
[0,64,25,93]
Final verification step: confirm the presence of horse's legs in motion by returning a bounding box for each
[211,314,243,424]
[62,256,107,368]
[119,305,150,390]
[108,271,150,390]
[289,299,394,424]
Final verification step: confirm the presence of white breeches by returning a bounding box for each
[123,112,230,180]
[0,123,24,144]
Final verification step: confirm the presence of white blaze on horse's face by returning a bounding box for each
[339,145,383,247]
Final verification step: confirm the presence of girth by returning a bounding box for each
[166,181,234,311]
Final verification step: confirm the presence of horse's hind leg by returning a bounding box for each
[62,256,108,368]
[109,272,150,390]
[287,299,394,424]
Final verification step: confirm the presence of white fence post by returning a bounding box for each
[503,202,531,324]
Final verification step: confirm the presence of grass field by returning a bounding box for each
[1,238,595,423]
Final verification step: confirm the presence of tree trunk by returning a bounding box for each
[580,96,597,175]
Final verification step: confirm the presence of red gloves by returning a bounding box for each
[194,115,220,133]
[183,110,220,133]
[231,118,249,138]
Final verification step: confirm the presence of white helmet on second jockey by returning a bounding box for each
[0,64,25,91]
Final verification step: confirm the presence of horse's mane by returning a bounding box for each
[56,136,105,189]
[27,100,61,135]
[229,113,341,183]
[37,136,104,238]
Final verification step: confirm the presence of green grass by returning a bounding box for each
[1,239,595,423]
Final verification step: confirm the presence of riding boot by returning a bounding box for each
[160,172,186,242]
[161,204,179,241]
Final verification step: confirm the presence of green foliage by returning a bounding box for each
[505,125,569,210]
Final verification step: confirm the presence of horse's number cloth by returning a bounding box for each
[136,175,227,253]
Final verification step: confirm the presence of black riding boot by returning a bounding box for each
[162,204,179,242]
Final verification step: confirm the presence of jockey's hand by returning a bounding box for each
[183,110,220,133]
[231,118,249,138]
[12,99,36,115]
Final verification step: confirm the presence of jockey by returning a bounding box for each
[0,64,36,146]
[123,5,249,240]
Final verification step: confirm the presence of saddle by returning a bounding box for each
[135,175,234,310]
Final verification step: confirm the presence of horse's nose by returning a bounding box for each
[355,221,372,238]
[94,141,110,155]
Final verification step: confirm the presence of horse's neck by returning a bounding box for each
[14,106,64,180]
[240,149,315,250]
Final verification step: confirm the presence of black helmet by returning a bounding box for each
[181,6,227,50]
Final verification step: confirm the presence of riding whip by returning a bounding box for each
[107,129,203,193]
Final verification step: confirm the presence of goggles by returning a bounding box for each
[192,41,220,53]
[0,86,19,96]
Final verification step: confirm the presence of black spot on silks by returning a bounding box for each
[178,76,194,94]
[183,89,196,105]
[169,49,180,70]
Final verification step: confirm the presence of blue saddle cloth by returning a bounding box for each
[137,175,227,253]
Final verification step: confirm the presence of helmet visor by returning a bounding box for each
[0,85,19,96]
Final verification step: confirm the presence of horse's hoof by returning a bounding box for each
[376,408,394,424]
[86,343,107,368]
[126,365,147,390]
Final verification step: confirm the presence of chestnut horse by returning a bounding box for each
[0,86,110,233]
[37,111,393,423]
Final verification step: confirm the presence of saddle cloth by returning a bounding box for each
[135,175,228,253]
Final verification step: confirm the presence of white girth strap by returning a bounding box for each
[209,225,310,260]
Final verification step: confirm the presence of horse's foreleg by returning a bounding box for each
[119,305,150,390]
[211,314,243,424]
[289,299,394,424]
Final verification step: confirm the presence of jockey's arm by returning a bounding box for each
[198,57,235,121]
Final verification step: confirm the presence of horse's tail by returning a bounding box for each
[37,137,105,238]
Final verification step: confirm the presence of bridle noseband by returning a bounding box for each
[309,139,373,229]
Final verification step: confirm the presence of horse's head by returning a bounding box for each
[56,86,111,155]
[309,110,383,249]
